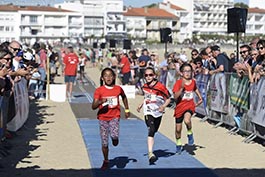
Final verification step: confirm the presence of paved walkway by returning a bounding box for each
[0,66,265,177]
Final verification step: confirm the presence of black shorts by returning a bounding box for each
[175,110,193,124]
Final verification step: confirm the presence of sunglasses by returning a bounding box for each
[10,46,21,52]
[191,53,198,56]
[0,63,6,69]
[257,47,264,50]
[2,57,12,60]
[145,73,155,77]
[240,50,248,54]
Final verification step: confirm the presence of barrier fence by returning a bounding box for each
[0,77,29,140]
[195,72,265,143]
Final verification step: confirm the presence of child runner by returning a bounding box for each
[137,67,171,163]
[172,63,202,154]
[92,67,130,170]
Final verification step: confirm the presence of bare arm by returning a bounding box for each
[194,89,203,107]
[121,94,130,118]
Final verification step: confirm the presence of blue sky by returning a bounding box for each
[124,0,248,7]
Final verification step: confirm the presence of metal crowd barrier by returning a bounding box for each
[194,72,265,144]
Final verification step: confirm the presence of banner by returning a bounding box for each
[7,78,29,132]
[248,77,265,127]
[229,73,249,110]
[195,73,210,116]
[208,73,229,113]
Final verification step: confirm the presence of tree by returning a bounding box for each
[234,2,248,9]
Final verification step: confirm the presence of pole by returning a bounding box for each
[236,32,239,60]
[46,55,50,100]
[164,42,168,59]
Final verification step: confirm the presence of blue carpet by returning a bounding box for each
[78,119,217,177]
[70,92,93,104]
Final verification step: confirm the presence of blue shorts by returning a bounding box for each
[64,75,76,83]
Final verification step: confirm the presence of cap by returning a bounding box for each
[16,50,23,57]
[211,45,220,51]
[23,51,34,61]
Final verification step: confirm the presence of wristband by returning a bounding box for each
[125,109,130,113]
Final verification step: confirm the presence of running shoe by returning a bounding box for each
[176,145,182,154]
[112,139,119,146]
[100,160,109,170]
[187,134,194,145]
[148,152,157,163]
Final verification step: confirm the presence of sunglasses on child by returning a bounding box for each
[145,73,155,77]
[257,46,264,50]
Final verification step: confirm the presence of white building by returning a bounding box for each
[246,7,265,36]
[165,0,234,36]
[55,0,126,41]
[0,4,78,44]
[123,7,179,43]
[159,2,192,43]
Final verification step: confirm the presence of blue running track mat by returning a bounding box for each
[78,119,217,177]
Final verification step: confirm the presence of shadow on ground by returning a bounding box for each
[0,101,265,177]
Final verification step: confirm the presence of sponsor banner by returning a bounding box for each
[229,73,249,110]
[249,77,265,127]
[208,73,229,113]
[7,78,29,132]
[195,73,210,116]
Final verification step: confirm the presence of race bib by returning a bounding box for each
[182,92,193,100]
[107,97,118,108]
[150,94,156,102]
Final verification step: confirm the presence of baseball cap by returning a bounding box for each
[16,50,23,57]
[211,45,220,51]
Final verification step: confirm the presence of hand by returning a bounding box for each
[196,98,203,107]
[137,105,141,112]
[125,112,130,118]
[158,105,165,113]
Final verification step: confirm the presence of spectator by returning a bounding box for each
[118,51,131,85]
[138,49,151,79]
[63,46,79,101]
[233,44,252,77]
[209,45,230,75]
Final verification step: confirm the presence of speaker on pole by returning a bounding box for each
[227,8,248,33]
[109,40,116,48]
[160,27,172,43]
[123,39,131,50]
[93,42,98,48]
[100,43,106,49]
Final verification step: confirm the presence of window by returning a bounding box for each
[30,16,38,23]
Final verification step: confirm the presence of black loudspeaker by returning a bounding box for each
[123,39,131,49]
[227,8,248,33]
[93,42,98,48]
[160,27,172,43]
[100,43,106,49]
[109,40,116,48]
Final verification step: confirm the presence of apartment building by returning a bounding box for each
[246,7,265,36]
[159,2,191,43]
[55,0,126,41]
[0,4,78,44]
[123,7,179,43]
[165,0,234,36]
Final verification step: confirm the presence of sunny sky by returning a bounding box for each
[124,0,248,7]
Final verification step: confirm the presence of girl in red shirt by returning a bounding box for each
[92,67,130,170]
[172,63,202,154]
